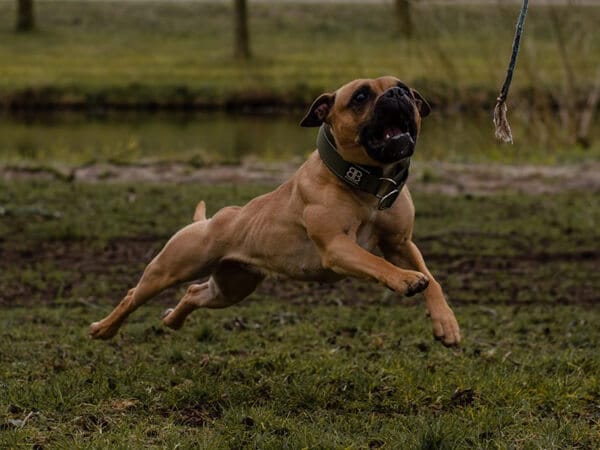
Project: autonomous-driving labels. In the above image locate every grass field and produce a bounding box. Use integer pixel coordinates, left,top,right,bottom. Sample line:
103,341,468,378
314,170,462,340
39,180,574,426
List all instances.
1,180,598,448
0,1,598,109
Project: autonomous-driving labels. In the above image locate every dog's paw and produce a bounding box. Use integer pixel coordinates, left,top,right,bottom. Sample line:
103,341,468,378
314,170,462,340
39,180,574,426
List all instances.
161,308,184,330
393,270,429,297
89,321,119,340
429,307,461,347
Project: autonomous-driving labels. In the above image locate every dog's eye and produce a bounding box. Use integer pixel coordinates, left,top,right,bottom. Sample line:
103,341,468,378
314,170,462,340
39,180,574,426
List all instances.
354,92,367,103
351,91,369,105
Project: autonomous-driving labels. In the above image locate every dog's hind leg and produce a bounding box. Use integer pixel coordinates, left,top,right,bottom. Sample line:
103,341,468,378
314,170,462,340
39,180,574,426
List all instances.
162,261,264,330
89,216,223,340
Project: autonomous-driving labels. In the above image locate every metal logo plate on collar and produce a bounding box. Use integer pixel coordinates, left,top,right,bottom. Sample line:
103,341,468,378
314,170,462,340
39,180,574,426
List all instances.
344,167,364,185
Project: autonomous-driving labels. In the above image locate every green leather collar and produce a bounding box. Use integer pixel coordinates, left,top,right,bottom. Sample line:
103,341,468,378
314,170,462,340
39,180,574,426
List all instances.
317,125,410,210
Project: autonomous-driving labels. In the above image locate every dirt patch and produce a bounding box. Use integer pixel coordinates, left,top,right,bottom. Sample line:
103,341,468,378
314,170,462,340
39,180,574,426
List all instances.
1,236,597,308
160,402,224,428
3,161,599,194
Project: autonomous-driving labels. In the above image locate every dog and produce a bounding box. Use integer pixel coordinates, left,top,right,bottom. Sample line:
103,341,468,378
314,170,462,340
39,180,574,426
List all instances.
89,76,461,346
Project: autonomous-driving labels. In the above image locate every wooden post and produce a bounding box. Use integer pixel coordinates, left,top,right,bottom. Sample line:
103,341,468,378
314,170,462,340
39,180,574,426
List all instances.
234,0,250,59
395,0,413,38
16,0,35,32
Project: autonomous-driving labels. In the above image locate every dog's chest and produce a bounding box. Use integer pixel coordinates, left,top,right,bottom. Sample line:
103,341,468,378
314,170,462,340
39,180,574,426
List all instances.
265,221,378,282
355,215,378,251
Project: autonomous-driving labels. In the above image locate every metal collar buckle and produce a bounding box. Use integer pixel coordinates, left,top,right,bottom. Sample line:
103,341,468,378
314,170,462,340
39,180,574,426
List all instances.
377,177,400,210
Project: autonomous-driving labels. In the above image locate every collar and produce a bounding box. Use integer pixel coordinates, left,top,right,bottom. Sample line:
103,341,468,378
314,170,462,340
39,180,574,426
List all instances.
316,124,410,210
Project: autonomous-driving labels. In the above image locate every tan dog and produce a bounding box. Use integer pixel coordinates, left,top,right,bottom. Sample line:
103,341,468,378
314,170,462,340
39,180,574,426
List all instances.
89,76,461,346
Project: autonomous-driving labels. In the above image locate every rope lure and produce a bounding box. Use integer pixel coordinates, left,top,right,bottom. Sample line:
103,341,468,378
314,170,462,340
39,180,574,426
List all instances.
493,0,529,144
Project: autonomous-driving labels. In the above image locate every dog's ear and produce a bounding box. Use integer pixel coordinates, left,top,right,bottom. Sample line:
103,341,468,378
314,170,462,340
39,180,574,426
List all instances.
300,93,335,127
411,89,431,118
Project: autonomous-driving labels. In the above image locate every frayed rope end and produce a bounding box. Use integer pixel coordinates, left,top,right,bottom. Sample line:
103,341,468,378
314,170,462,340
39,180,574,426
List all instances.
493,98,513,144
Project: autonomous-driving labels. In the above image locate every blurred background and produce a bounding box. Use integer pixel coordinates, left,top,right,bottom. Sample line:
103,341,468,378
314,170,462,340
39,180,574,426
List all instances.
0,0,598,170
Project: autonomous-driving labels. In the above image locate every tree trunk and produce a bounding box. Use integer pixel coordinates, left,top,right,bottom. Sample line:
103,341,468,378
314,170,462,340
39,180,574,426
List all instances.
395,0,413,39
233,0,250,59
16,0,35,32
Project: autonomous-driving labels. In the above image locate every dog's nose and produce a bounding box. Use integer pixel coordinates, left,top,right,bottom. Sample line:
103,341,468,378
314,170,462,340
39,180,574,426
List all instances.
384,87,406,99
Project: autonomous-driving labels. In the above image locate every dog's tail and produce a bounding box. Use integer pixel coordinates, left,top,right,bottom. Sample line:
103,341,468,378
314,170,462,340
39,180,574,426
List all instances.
193,200,207,222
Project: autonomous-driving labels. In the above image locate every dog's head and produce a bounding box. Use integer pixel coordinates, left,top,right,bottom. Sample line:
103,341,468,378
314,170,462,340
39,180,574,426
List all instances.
301,76,430,166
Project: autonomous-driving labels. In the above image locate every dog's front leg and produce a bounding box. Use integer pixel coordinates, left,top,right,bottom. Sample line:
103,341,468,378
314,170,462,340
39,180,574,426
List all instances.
305,208,428,296
381,239,461,346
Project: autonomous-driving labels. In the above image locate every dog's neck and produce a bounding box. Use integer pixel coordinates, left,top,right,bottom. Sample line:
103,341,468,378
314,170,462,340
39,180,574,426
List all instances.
316,125,410,210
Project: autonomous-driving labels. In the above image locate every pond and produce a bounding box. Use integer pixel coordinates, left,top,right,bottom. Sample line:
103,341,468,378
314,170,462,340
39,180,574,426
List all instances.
0,111,597,168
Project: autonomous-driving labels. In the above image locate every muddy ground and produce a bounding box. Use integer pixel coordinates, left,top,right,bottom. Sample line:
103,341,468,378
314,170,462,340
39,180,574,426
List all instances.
2,229,597,308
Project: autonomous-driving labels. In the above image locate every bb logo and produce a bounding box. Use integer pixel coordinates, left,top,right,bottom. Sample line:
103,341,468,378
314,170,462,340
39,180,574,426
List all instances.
345,167,363,185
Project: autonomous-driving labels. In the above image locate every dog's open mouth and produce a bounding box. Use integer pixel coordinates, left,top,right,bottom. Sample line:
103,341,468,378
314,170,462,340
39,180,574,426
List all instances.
367,126,413,150
361,118,416,164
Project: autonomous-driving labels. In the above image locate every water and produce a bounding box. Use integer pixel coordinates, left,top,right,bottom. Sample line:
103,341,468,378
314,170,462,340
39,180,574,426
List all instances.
0,111,597,167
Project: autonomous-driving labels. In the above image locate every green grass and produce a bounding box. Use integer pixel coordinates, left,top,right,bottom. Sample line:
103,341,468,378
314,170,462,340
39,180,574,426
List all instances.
1,180,598,251
0,1,598,108
0,179,598,447
1,303,598,448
